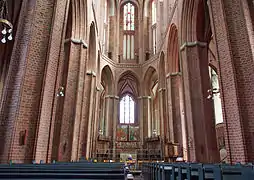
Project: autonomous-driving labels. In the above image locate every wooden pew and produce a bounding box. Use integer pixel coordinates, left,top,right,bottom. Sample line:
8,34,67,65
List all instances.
142,162,254,180
0,162,125,180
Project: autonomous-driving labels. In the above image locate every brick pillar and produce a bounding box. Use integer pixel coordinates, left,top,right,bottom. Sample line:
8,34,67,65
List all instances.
138,97,144,147
143,96,152,138
78,72,93,159
85,72,96,159
209,0,254,163
71,46,87,161
91,88,101,159
166,75,174,142
34,0,69,163
104,96,114,137
158,88,166,158
0,0,35,163
112,97,119,160
171,74,183,146
181,43,219,163
0,0,56,163
58,42,81,162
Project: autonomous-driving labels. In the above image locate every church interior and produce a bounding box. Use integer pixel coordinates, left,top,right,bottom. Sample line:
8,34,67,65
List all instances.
0,0,254,167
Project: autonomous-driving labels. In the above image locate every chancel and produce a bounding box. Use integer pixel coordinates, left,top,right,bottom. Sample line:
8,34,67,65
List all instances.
0,0,254,179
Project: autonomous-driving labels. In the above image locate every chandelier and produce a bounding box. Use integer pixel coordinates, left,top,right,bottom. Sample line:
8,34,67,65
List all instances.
0,0,13,44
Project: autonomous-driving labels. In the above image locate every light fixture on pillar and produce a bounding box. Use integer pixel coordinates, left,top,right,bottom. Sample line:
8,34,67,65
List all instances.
152,129,157,136
98,129,103,135
207,88,220,99
0,0,13,44
56,86,65,97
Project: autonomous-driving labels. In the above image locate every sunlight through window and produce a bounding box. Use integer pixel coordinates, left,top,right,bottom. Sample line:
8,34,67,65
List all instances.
120,94,135,124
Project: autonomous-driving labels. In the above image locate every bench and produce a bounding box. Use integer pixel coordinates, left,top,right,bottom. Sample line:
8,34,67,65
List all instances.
142,162,254,180
0,162,125,179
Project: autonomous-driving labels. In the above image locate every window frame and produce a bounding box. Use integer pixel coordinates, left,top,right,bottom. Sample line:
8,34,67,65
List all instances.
119,93,137,125
121,2,137,61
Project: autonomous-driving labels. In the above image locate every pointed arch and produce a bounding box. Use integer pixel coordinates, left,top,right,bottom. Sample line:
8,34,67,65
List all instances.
87,22,97,71
159,52,166,88
118,70,139,97
101,65,114,94
180,0,211,43
167,24,179,73
143,66,158,96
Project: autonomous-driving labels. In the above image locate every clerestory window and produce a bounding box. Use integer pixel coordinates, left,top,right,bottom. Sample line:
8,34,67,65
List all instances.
123,2,135,60
151,0,157,54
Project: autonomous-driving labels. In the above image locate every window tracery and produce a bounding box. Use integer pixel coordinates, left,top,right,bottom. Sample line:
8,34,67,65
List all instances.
122,2,135,60
120,94,135,124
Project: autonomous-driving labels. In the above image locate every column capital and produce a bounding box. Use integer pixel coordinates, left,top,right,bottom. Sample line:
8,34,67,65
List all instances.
86,71,96,77
64,38,88,49
105,95,119,99
138,96,152,99
158,88,166,92
166,72,182,78
180,41,207,51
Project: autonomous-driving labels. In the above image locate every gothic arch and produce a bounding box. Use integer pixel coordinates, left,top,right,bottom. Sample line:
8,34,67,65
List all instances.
117,70,139,97
120,0,140,9
69,0,87,38
101,65,114,94
143,66,158,96
167,24,179,74
87,22,97,71
181,0,211,43
159,52,166,88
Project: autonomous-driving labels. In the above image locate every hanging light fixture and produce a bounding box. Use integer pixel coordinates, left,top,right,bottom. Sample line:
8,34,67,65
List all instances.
0,0,13,44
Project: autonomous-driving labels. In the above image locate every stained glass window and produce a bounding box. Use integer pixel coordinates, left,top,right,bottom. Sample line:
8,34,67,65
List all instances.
120,94,135,124
123,3,135,30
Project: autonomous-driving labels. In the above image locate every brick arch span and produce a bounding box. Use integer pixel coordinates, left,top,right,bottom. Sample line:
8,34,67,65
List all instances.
117,70,140,97
69,0,87,39
180,0,211,43
143,66,158,96
167,24,179,74
101,65,114,95
159,52,166,88
87,22,97,71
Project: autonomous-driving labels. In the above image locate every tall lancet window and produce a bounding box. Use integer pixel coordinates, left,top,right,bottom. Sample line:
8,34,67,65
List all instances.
120,94,135,124
151,0,157,54
102,0,108,53
123,2,135,60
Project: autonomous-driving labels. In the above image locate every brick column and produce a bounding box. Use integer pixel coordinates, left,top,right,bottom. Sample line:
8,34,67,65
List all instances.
138,97,144,147
91,88,101,158
158,88,166,139
180,42,219,163
166,75,174,142
142,96,152,138
86,72,96,159
104,95,114,137
58,42,81,162
78,72,94,159
71,45,87,161
112,97,119,160
171,73,183,146
34,0,69,163
0,0,56,163
209,0,254,163
0,0,35,163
